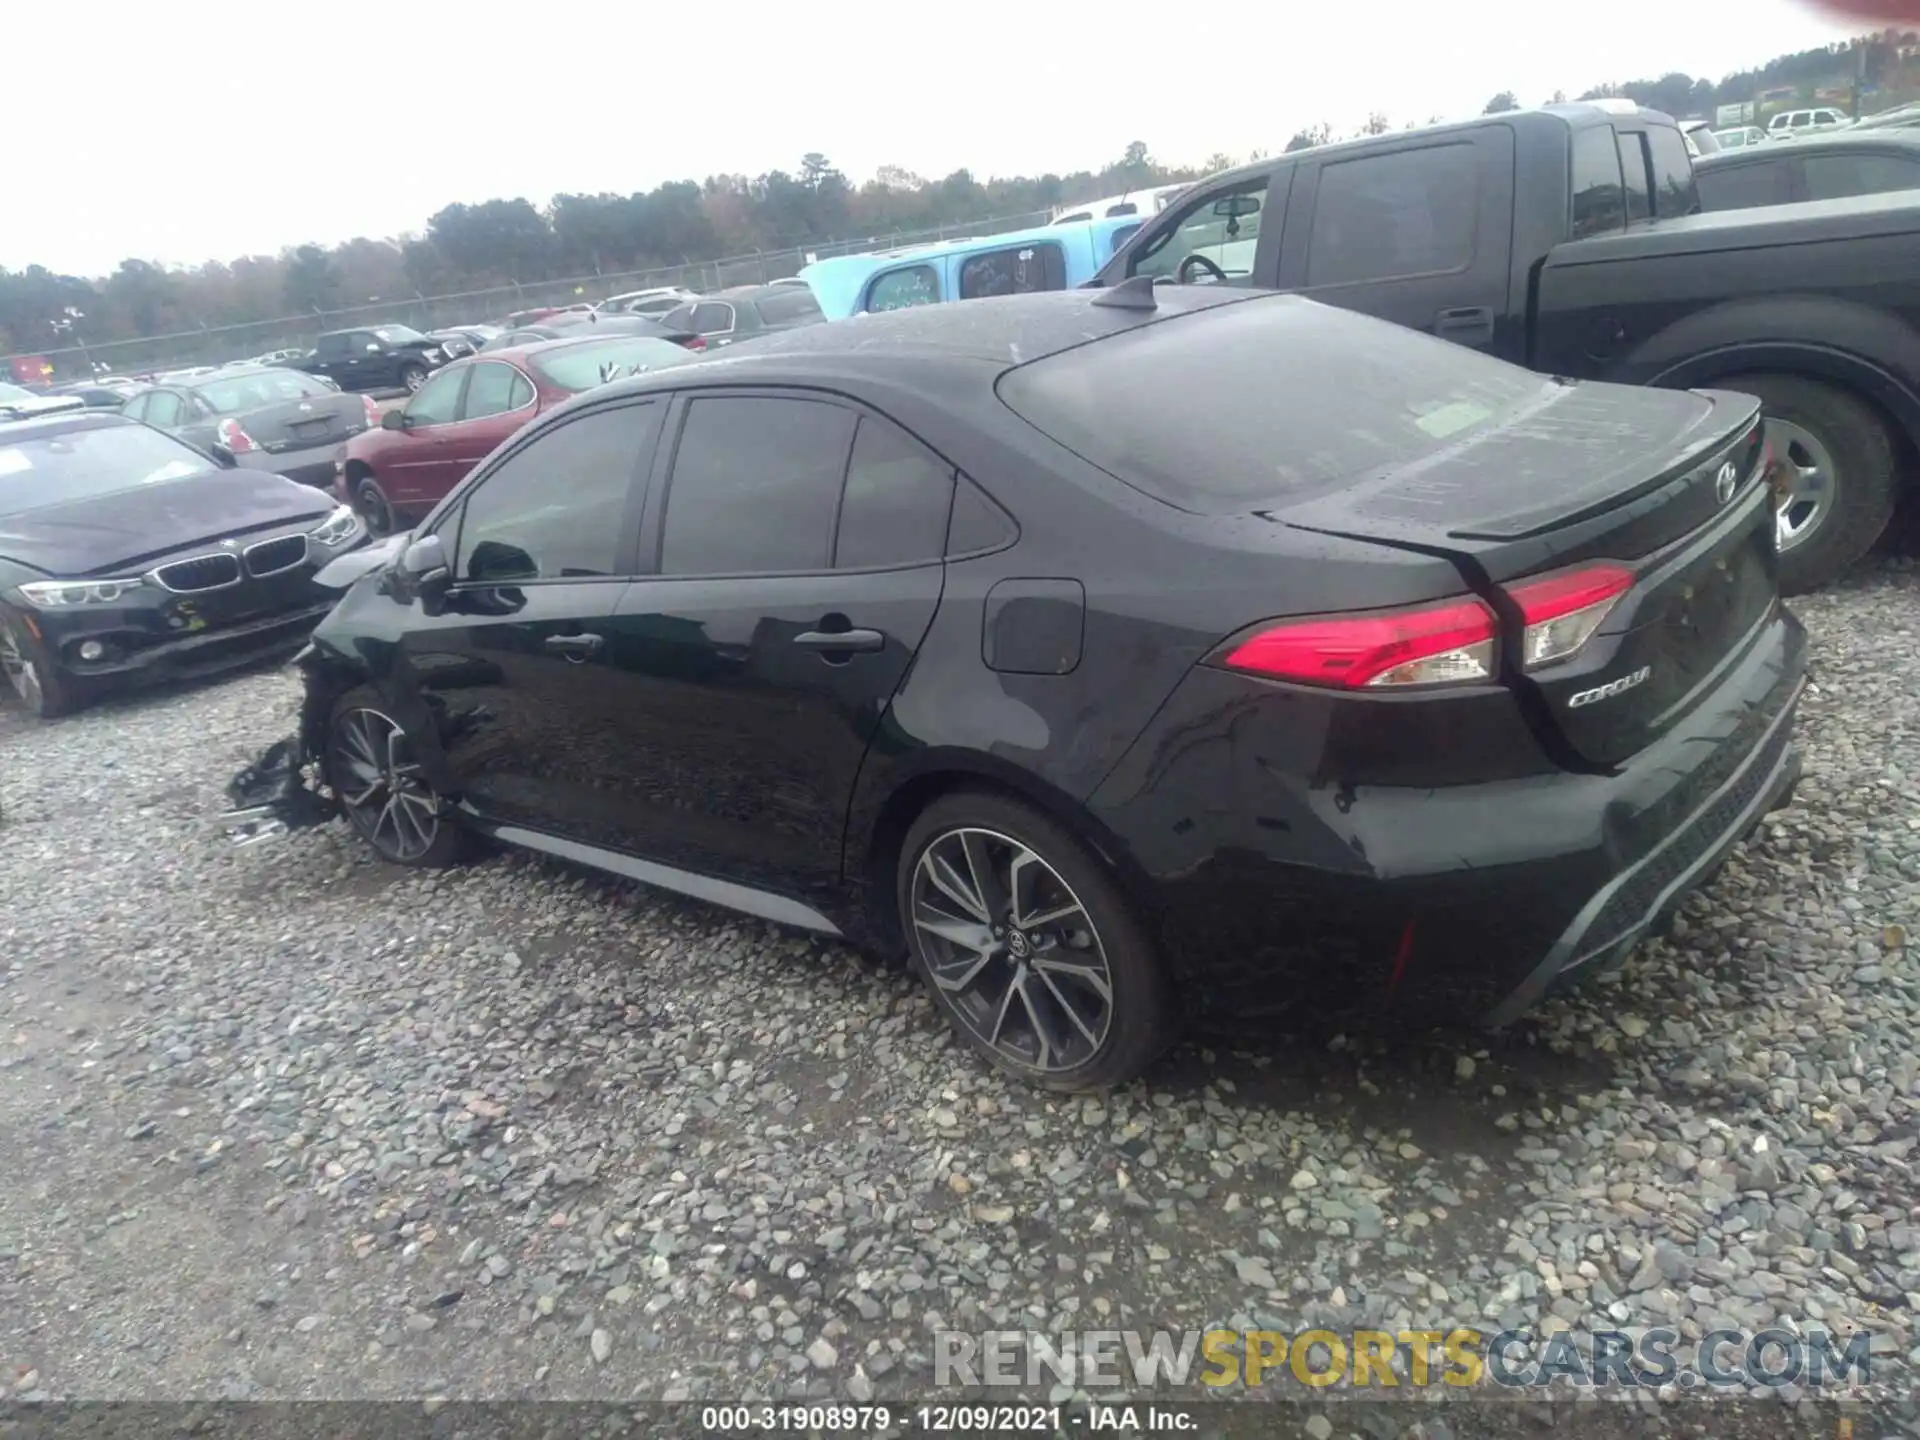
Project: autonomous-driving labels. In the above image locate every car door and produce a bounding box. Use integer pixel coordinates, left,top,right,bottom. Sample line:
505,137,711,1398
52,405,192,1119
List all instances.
595,391,951,904
1275,127,1515,358
689,302,738,347
447,359,537,477
395,398,664,843
379,364,470,508
339,330,384,388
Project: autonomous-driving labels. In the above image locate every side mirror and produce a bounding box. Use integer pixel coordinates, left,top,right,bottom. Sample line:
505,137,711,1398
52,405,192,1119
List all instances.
365,343,384,353
208,442,238,469
381,408,407,431
400,532,452,613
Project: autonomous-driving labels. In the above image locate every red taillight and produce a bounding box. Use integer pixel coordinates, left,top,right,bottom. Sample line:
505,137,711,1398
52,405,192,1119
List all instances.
216,417,258,454
362,394,382,430
1506,562,1634,671
1221,597,1499,690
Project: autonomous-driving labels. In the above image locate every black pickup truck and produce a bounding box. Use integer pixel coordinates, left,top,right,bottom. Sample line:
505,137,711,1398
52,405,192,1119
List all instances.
293,324,450,396
1097,101,1920,592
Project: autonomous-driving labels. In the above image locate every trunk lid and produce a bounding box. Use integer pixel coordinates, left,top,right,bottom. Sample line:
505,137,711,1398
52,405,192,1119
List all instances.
1271,383,1774,768
234,392,373,455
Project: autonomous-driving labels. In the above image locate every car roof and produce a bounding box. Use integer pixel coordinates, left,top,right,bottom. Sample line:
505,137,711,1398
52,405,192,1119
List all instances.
1697,129,1920,165
0,409,135,439
461,333,688,368
589,285,1256,400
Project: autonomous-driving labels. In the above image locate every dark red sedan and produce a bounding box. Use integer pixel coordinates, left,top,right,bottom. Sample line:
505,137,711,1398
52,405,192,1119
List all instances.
333,333,699,535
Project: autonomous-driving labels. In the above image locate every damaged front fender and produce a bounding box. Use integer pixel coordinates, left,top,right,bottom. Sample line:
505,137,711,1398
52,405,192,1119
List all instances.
218,645,357,845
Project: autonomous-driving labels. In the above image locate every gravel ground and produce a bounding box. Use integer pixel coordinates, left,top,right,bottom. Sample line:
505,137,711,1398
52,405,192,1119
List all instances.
0,556,1916,1440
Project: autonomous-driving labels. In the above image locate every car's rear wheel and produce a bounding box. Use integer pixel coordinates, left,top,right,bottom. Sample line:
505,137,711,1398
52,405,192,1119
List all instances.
327,688,468,867
399,364,428,393
897,791,1177,1092
351,474,397,537
0,603,83,719
1722,372,1898,595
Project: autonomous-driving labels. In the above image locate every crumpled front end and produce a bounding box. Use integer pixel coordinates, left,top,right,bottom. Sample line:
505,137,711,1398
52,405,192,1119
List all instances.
218,645,344,845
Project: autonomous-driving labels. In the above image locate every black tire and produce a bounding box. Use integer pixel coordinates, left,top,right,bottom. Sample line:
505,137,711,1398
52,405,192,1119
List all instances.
352,473,397,537
896,789,1178,1092
0,602,85,718
325,685,470,867
1720,372,1898,595
398,364,428,393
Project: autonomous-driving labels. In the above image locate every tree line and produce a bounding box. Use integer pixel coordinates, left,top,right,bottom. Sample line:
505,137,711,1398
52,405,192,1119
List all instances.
2,28,1908,356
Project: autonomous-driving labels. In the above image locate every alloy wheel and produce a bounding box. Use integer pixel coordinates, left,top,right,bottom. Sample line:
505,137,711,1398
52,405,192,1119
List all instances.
332,707,441,861
1765,417,1835,553
0,623,44,713
909,826,1114,1074
403,369,426,393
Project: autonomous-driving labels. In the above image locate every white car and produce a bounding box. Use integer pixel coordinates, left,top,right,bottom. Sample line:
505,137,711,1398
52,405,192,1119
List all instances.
595,286,699,318
1767,108,1851,140
1713,125,1767,149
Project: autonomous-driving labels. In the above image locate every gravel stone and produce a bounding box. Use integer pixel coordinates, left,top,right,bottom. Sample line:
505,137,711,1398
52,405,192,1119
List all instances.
0,556,1916,1418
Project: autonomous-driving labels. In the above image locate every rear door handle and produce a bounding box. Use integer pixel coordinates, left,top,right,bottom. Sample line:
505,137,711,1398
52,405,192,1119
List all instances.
543,632,604,660
1434,306,1495,344
793,627,885,653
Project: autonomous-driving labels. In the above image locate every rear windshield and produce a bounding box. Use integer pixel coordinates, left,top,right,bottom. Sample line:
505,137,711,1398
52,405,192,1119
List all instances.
754,289,823,324
996,297,1555,513
0,423,211,515
531,337,698,391
192,369,334,414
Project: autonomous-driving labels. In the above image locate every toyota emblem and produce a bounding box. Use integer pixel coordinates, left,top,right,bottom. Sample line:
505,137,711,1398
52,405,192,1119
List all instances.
1714,461,1738,505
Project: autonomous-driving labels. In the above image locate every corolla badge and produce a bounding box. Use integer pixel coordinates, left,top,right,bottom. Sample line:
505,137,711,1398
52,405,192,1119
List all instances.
1714,461,1738,505
1568,665,1652,709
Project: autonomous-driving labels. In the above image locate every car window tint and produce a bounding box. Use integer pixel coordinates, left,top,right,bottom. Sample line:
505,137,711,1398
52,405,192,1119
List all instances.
867,265,941,312
690,303,734,334
1616,132,1652,221
1801,152,1920,200
508,371,535,408
1305,144,1478,287
316,333,348,358
946,478,1016,555
756,288,824,323
1127,175,1268,283
958,243,1068,300
1570,126,1626,239
833,416,955,569
659,396,857,576
1696,159,1791,210
1646,127,1697,217
144,391,185,427
455,403,655,583
1110,222,1142,255
120,393,148,422
461,362,523,420
407,367,466,425
349,331,380,352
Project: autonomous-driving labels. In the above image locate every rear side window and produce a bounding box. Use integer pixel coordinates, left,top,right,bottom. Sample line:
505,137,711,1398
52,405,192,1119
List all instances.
659,396,857,575
1570,126,1626,239
690,303,734,334
866,265,941,312
1801,152,1920,201
833,416,954,569
958,243,1067,299
997,296,1551,514
756,288,824,324
1697,159,1792,211
1304,144,1478,287
144,392,186,427
1616,132,1652,221
1646,128,1698,217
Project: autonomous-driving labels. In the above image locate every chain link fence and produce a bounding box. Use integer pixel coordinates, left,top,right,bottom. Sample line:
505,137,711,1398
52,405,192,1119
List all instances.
6,210,1056,380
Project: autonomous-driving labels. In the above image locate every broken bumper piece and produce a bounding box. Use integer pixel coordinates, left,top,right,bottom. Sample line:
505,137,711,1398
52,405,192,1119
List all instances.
219,736,337,845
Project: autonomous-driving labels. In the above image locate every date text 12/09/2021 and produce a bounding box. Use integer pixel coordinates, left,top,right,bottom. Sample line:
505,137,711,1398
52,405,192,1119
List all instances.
699,1405,1196,1432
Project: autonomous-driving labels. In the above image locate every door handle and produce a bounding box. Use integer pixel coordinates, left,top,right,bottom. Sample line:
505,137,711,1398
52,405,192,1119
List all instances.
1434,306,1495,344
793,627,884,653
543,631,604,661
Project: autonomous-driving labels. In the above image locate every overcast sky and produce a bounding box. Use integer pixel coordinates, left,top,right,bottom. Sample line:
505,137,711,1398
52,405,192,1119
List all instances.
6,0,1864,276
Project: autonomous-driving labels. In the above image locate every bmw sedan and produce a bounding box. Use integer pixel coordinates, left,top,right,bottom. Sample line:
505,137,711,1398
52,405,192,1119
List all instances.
0,410,367,717
223,286,1805,1090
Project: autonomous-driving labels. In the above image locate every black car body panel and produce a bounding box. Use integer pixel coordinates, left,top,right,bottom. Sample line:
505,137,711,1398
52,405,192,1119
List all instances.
221,289,1804,1052
294,327,449,393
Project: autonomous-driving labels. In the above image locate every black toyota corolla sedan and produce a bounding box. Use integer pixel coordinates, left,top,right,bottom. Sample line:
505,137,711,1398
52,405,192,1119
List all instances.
0,410,368,717
223,284,1805,1090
